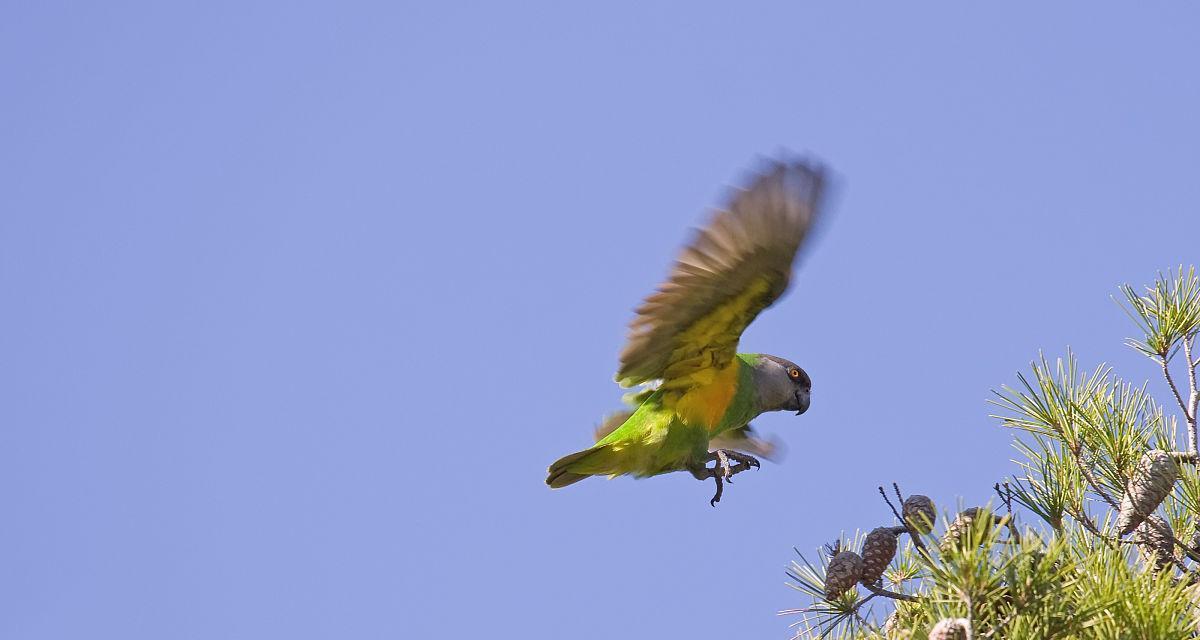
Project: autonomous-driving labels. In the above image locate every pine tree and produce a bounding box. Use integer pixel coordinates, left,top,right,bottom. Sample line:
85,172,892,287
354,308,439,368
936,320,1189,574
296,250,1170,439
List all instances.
781,267,1200,639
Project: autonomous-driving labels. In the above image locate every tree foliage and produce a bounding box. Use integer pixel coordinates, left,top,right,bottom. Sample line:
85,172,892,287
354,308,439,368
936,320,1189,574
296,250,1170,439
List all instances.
782,267,1200,639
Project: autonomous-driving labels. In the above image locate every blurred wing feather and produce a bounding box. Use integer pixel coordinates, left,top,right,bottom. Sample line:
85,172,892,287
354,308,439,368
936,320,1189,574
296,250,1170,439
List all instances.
708,423,784,461
593,410,635,443
616,158,827,388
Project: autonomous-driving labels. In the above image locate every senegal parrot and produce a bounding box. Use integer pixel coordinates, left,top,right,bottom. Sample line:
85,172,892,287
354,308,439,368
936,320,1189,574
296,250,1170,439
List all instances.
545,157,828,505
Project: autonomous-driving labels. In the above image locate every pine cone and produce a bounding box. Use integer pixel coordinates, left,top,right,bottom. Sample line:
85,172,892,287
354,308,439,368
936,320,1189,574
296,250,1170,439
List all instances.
824,550,862,600
928,618,971,640
1117,449,1178,536
903,495,937,534
860,527,901,585
940,507,997,552
1134,514,1176,570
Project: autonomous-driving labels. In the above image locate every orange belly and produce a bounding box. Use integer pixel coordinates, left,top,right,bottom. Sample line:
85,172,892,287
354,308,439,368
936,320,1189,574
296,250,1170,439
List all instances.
674,361,738,431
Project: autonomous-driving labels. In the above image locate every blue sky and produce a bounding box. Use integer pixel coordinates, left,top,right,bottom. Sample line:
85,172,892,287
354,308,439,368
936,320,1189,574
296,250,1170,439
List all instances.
3,3,1200,638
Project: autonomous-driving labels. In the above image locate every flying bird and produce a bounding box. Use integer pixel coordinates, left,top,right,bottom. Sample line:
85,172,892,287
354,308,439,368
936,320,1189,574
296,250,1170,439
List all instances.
545,157,828,505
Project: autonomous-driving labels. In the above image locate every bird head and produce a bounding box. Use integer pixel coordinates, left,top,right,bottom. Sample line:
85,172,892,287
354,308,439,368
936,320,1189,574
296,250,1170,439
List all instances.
751,354,811,415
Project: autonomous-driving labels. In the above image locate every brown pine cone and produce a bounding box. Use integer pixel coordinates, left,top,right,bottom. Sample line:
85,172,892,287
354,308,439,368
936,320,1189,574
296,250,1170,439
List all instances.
940,507,998,552
903,495,937,534
1117,449,1178,536
1133,514,1176,570
928,618,971,640
860,527,901,585
824,550,862,600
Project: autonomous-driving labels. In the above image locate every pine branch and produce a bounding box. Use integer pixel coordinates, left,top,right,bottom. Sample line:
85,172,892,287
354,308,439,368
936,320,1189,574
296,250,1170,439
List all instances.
1160,355,1189,420
1184,335,1198,438
1162,351,1196,456
782,268,1200,639
862,582,918,602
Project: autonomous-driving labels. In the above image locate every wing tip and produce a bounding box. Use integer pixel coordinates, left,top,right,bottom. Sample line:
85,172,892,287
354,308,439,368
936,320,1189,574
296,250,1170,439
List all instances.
614,151,834,388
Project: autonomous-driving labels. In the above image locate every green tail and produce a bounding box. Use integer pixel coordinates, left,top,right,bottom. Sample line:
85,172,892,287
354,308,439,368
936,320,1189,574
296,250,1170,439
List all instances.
546,445,615,488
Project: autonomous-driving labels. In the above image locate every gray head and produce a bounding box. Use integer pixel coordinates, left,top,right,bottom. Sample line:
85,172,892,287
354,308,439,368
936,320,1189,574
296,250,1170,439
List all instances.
749,354,811,415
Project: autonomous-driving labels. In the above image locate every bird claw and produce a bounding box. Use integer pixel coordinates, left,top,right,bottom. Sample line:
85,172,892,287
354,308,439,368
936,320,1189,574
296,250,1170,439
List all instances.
709,475,723,507
690,449,761,506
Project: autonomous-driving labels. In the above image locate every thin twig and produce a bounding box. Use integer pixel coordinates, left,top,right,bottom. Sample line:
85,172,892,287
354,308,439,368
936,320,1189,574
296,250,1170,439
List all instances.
824,539,842,557
1068,443,1121,510
1162,355,1187,412
992,482,1020,543
994,482,1014,515
879,486,903,522
991,510,1023,545
1066,506,1119,550
862,582,919,602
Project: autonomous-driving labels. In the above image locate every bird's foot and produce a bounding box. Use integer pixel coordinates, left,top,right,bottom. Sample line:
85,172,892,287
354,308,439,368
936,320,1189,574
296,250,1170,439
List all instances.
714,449,761,480
688,450,761,506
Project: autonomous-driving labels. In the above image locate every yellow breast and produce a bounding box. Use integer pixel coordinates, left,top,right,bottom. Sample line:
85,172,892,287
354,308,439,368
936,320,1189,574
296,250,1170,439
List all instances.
673,361,739,431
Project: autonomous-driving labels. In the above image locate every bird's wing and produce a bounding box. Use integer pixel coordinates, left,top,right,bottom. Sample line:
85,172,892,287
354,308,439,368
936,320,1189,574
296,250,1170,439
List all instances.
616,158,827,389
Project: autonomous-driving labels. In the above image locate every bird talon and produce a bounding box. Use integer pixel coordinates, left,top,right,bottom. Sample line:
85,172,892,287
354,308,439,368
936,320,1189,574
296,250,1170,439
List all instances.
706,469,725,505
692,449,763,504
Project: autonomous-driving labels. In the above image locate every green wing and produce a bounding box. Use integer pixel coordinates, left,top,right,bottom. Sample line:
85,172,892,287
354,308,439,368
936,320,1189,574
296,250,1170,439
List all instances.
616,158,828,389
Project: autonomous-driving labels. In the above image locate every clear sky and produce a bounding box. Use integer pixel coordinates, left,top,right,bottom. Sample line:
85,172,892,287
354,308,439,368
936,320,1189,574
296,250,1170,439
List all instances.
3,3,1199,639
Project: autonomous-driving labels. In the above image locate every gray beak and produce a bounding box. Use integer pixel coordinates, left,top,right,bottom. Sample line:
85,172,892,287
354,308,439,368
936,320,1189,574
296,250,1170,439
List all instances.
794,390,810,416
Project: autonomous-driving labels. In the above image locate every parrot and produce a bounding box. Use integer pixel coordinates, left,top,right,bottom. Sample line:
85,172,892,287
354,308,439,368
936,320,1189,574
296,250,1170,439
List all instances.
545,156,829,505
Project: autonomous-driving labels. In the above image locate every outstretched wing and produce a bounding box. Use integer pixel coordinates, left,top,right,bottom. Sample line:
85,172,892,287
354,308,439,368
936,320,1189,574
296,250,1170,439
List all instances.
616,158,828,389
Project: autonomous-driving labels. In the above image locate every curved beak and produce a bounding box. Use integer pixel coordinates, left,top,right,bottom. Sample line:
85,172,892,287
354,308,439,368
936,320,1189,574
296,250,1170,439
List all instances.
793,390,810,416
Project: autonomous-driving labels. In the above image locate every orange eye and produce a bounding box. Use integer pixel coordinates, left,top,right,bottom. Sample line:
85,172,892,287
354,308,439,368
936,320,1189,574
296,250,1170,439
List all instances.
788,368,801,379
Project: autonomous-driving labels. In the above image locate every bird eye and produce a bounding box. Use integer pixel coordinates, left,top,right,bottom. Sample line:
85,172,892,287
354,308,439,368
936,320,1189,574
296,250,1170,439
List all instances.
788,368,801,379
